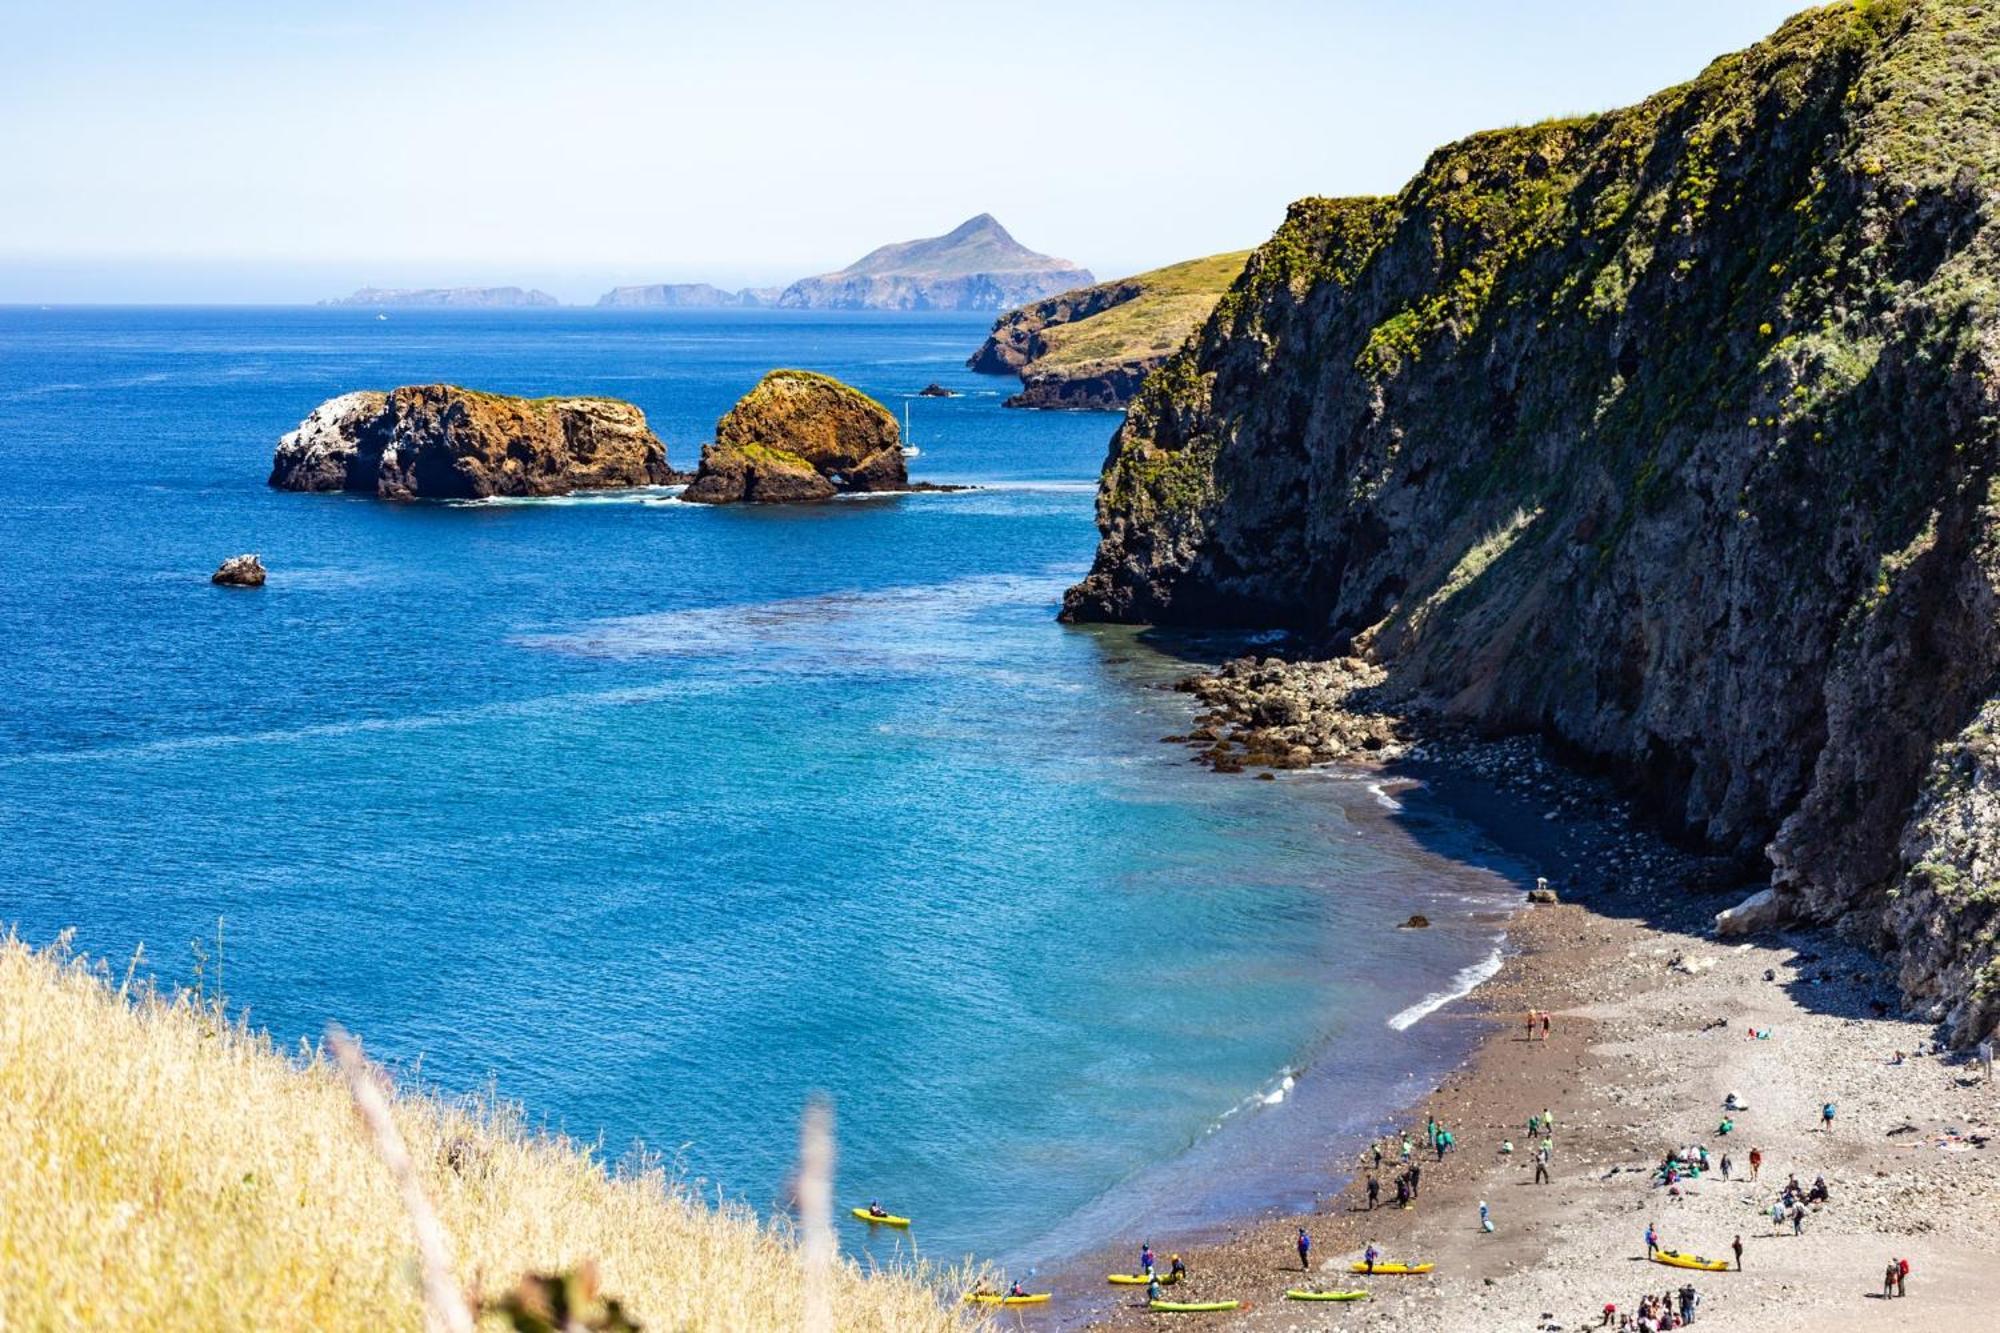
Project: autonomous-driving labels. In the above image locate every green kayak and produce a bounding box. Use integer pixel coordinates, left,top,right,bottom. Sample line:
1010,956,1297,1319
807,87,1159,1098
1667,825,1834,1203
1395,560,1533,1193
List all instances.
1149,1299,1240,1312
1286,1289,1369,1301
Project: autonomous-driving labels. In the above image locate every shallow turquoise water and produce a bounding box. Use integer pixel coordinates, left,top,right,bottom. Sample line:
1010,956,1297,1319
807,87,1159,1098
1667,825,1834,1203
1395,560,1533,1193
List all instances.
0,307,1521,1263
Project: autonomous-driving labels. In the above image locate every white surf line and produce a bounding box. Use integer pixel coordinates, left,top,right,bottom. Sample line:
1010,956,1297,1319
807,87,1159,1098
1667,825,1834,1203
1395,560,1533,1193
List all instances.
1387,935,1508,1031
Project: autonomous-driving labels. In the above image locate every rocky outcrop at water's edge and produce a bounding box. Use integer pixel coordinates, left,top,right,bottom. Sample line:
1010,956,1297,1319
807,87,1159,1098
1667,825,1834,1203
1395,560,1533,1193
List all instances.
211,554,267,587
269,385,681,500
681,369,906,504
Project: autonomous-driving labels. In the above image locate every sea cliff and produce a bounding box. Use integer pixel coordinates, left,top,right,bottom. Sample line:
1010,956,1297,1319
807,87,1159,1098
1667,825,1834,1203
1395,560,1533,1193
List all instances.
1064,0,2000,1041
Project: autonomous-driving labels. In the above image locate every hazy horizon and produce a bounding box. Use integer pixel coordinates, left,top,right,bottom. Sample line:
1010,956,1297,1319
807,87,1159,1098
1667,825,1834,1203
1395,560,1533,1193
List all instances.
5,0,1808,304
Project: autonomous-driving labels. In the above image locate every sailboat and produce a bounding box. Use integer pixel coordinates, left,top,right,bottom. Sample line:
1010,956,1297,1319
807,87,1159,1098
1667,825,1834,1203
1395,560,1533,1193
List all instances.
900,400,921,458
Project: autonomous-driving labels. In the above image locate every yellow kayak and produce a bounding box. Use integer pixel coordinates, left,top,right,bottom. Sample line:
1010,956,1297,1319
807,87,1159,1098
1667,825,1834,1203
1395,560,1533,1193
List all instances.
1287,1289,1369,1301
1349,1261,1433,1275
1149,1299,1239,1312
1651,1248,1730,1272
850,1207,910,1228
1107,1272,1179,1286
965,1293,1051,1306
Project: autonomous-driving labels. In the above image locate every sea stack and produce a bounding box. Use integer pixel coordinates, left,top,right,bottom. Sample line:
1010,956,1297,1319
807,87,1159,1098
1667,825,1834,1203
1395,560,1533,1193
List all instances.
269,385,678,500
681,370,905,504
211,554,267,587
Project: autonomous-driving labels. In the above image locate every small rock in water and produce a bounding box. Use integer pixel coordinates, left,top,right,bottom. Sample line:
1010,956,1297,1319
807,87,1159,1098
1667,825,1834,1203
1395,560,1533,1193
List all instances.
211,553,267,587
1400,914,1432,929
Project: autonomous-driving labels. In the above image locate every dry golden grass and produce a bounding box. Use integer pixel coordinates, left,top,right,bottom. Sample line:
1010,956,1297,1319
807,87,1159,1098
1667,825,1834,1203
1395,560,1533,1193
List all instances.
0,935,984,1331
1036,250,1251,370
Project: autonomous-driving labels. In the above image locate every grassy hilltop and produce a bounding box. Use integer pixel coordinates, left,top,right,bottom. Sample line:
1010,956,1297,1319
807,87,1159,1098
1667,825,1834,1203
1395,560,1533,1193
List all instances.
968,251,1251,409
0,936,977,1331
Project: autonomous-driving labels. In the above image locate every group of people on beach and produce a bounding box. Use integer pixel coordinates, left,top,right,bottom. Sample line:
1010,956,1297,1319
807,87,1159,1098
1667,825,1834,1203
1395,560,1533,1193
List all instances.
1363,1117,1458,1210
1525,1007,1553,1040
1602,1284,1702,1330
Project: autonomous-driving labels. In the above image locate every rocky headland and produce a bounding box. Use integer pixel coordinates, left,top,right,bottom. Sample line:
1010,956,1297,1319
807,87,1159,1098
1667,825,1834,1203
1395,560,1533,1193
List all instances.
681,369,908,504
968,250,1249,409
775,214,1091,312
269,385,680,500
322,287,559,308
1063,0,2000,1045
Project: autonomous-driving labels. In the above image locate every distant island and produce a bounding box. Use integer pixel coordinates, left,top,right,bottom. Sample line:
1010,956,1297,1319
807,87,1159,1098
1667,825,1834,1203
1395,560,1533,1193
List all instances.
773,214,1092,312
323,286,560,308
968,250,1249,409
596,283,783,309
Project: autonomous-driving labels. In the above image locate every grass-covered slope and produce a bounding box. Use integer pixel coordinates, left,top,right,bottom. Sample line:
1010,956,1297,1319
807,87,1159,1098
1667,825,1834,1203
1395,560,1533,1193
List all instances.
0,936,976,1330
968,251,1251,409
1064,0,2000,1041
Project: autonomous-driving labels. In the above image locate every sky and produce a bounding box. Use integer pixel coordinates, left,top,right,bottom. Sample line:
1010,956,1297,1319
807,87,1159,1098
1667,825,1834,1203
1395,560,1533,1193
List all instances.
0,0,1812,304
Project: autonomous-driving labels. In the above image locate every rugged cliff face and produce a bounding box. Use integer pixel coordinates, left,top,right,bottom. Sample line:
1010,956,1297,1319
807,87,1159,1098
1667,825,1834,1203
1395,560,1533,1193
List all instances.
1065,0,2000,1041
680,369,905,504
270,386,677,499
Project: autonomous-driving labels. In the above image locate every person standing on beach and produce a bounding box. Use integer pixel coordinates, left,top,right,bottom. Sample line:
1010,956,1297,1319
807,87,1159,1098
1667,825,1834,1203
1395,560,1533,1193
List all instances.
1821,1100,1836,1133
1401,1135,1413,1163
1410,1162,1422,1199
1527,1008,1537,1041
1731,1234,1743,1270
1427,1114,1438,1148
1884,1260,1899,1298
1980,1038,1993,1082
1720,1152,1732,1180
1645,1221,1659,1258
1535,1142,1552,1184
1296,1227,1311,1271
1367,1174,1379,1209
1141,1243,1154,1276
1542,1010,1552,1040
1897,1256,1909,1296
1363,1241,1379,1274
1748,1147,1762,1179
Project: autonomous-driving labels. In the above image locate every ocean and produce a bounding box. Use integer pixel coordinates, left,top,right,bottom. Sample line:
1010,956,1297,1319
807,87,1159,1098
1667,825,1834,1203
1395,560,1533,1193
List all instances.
0,305,1524,1269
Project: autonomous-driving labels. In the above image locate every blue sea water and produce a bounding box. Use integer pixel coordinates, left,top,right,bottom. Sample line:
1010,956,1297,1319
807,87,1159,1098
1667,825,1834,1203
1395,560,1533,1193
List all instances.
0,306,1524,1269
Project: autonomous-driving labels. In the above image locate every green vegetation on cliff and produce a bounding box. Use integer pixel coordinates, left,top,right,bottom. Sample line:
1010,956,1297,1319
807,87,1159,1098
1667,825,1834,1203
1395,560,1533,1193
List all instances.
1066,0,2000,1042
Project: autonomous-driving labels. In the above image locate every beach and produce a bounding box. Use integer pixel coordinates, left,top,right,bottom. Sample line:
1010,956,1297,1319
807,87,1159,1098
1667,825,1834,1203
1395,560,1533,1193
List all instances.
1067,738,2000,1330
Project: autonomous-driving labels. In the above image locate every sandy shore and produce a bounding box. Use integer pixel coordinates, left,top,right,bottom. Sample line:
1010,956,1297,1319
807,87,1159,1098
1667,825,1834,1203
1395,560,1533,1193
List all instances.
1067,755,1999,1330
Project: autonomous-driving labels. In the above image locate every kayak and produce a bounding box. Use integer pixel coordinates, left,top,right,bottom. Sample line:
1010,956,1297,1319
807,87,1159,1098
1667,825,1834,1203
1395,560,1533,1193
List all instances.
965,1293,1051,1306
850,1207,910,1228
1149,1300,1240,1312
1287,1289,1370,1301
1651,1248,1730,1272
1349,1261,1433,1275
1107,1273,1179,1286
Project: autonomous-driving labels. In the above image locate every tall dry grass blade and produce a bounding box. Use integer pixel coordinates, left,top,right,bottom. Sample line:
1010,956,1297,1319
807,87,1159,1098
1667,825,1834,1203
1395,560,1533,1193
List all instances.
327,1024,476,1333
797,1095,835,1333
